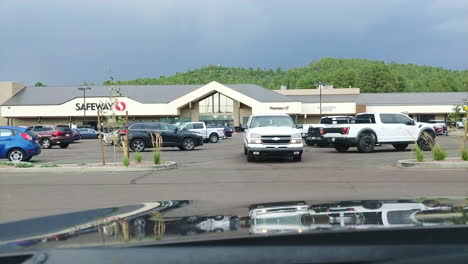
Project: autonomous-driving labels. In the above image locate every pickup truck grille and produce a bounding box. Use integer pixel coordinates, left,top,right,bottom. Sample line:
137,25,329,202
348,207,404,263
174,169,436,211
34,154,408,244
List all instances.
261,135,291,144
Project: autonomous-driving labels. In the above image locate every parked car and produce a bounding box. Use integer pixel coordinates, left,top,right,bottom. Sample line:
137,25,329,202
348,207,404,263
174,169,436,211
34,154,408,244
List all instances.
27,125,74,149
208,125,233,138
77,128,100,139
321,112,436,153
71,129,82,140
178,122,225,143
0,126,41,162
243,114,303,162
456,118,466,129
305,116,355,147
428,120,448,136
120,122,204,151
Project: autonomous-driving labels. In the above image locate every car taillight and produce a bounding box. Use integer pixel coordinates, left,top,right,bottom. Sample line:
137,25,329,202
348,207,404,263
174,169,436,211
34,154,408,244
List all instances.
119,130,127,134
21,132,33,141
319,128,324,135
342,127,350,135
53,131,65,137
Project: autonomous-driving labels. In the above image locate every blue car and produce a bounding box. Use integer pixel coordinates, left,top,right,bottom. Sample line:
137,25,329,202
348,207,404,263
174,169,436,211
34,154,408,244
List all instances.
77,128,100,139
0,126,42,162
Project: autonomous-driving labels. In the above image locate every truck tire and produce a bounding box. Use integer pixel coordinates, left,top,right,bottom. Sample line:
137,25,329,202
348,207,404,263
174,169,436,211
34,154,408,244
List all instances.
292,155,302,162
357,135,375,153
305,140,315,146
417,131,433,151
316,141,328,148
247,152,255,162
393,144,408,151
334,144,349,152
209,133,219,143
362,200,382,209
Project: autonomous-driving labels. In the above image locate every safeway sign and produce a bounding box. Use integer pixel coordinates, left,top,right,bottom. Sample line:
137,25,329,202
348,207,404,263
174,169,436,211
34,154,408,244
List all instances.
115,101,126,111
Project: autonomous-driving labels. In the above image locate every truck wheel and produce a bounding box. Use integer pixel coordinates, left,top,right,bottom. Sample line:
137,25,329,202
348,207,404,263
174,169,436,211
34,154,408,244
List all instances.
41,138,52,149
316,141,328,148
305,140,315,146
209,133,219,143
417,132,433,151
362,201,382,209
357,135,375,153
292,155,302,162
334,144,349,152
393,144,408,151
182,138,195,150
59,143,69,149
247,152,255,162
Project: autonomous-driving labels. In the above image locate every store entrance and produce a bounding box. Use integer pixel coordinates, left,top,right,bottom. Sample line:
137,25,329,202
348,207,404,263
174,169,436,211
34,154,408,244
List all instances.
199,115,233,127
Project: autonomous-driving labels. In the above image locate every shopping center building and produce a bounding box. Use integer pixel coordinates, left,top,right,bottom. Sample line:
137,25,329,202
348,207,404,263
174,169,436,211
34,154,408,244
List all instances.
0,81,466,128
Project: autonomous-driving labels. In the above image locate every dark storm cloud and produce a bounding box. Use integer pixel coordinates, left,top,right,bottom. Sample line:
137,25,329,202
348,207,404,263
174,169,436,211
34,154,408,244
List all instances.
0,0,466,85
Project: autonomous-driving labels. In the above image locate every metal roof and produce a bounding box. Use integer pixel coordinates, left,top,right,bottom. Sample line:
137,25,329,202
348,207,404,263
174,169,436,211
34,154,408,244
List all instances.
357,92,468,105
2,83,294,106
286,94,359,103
287,92,468,105
224,84,296,102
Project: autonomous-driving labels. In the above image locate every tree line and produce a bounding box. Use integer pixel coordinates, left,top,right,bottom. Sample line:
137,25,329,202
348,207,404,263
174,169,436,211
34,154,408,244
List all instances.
106,58,468,93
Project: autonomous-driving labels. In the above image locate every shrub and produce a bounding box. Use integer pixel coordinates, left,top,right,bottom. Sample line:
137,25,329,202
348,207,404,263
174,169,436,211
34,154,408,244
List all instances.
153,151,161,165
134,151,143,164
432,144,447,161
0,161,15,166
414,145,424,162
462,148,468,161
123,156,130,167
40,164,59,168
15,162,34,168
78,162,87,166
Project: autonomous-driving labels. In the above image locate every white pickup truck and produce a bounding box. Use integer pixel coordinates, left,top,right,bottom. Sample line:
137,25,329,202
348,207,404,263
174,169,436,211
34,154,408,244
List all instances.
178,122,225,143
243,114,303,162
321,112,436,153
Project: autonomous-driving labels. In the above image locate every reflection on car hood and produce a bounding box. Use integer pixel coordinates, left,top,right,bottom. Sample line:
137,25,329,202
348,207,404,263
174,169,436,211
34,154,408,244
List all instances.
0,198,467,251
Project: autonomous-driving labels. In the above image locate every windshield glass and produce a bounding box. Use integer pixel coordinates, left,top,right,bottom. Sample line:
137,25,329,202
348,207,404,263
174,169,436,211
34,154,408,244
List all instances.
249,116,295,128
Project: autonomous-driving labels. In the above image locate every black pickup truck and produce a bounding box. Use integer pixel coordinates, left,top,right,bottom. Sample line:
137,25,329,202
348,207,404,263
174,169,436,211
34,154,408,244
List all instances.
306,116,355,147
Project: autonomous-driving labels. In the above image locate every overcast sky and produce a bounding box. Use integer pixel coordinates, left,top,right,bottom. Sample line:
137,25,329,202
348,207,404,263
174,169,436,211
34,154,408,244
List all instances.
0,0,467,85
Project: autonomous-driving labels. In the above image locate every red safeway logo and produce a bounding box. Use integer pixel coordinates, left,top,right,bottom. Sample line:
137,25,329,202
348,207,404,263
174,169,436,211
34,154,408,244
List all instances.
115,101,126,111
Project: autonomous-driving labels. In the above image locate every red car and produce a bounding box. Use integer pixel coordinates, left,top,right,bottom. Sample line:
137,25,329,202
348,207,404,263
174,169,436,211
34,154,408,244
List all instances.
27,125,75,149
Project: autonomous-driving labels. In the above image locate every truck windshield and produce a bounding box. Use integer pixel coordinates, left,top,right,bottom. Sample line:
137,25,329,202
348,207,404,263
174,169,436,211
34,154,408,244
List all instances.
250,116,295,128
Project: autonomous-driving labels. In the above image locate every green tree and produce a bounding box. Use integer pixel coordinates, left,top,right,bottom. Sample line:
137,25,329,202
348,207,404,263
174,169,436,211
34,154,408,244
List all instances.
34,82,45,87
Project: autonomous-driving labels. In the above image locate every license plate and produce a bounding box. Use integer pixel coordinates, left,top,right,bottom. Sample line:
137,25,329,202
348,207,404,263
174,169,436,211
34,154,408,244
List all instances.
65,134,70,136
331,138,336,142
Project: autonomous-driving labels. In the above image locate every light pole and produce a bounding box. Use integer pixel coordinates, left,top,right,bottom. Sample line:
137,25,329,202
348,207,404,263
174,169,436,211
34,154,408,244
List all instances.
78,87,91,125
315,82,323,118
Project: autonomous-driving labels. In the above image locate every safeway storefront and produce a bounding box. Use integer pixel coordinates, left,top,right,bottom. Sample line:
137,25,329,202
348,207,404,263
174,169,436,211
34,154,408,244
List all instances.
0,81,466,128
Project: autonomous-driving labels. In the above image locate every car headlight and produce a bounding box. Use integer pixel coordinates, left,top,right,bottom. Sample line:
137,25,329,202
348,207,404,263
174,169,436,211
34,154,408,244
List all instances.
249,133,262,144
290,133,302,144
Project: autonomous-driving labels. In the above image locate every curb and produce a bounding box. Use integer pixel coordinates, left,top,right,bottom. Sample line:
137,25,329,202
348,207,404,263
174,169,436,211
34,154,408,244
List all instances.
0,161,177,174
397,158,468,169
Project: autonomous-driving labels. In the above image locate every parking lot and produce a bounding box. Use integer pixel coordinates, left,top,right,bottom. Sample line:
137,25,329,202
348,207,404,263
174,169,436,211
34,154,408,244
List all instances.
1,133,468,222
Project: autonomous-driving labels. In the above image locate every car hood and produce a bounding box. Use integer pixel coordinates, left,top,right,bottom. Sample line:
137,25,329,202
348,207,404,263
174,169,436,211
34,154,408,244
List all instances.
0,198,467,252
248,127,300,135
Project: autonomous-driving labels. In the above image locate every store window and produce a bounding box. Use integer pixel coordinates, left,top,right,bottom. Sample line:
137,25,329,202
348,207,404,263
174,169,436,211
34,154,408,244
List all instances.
160,117,191,124
199,93,233,114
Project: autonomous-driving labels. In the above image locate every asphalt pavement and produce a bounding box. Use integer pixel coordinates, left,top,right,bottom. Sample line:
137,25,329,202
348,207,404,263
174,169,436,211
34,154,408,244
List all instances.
1,133,467,223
